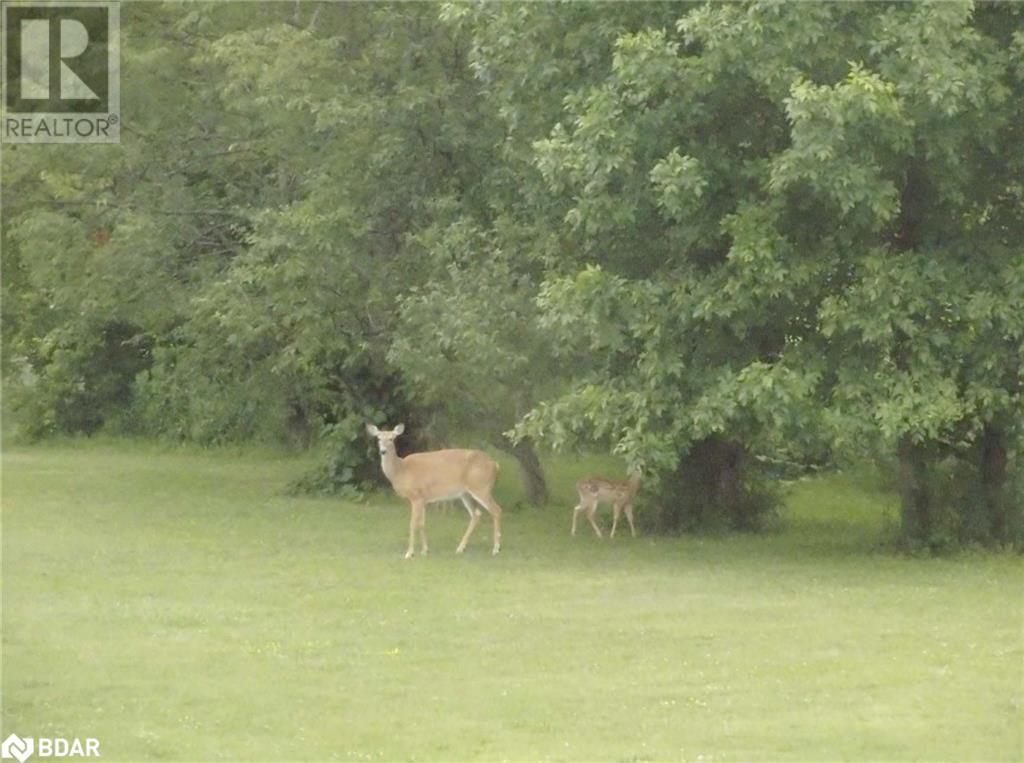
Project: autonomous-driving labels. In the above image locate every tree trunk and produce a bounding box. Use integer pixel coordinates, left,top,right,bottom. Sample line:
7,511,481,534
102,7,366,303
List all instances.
713,440,745,515
897,436,932,544
657,436,764,531
978,424,1011,543
495,436,549,507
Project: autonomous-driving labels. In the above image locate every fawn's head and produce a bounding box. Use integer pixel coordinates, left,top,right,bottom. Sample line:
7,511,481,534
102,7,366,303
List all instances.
627,470,642,492
366,423,404,456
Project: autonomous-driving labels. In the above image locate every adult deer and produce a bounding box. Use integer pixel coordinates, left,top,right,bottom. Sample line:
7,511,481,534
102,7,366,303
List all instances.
366,424,503,558
572,472,641,539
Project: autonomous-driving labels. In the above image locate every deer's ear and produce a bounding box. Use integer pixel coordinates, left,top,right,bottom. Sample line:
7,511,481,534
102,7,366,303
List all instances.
366,423,379,437
393,423,405,436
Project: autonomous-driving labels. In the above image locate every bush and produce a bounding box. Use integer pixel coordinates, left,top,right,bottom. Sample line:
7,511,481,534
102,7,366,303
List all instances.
9,321,152,440
287,416,381,497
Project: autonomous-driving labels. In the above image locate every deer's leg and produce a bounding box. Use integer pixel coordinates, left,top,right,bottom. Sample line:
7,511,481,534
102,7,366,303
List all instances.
456,495,482,554
625,502,637,538
418,502,429,555
586,501,603,538
470,490,503,555
405,501,422,559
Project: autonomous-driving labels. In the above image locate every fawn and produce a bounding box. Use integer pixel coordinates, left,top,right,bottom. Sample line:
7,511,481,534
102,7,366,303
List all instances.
572,472,641,538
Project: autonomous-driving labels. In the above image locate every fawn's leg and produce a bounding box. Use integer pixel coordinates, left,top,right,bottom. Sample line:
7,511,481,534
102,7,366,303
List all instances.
586,501,604,538
611,501,623,538
625,502,637,537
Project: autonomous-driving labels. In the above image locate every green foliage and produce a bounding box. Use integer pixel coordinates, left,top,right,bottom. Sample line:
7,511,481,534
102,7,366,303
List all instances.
286,415,376,499
7,321,151,439
2,2,1019,540
389,229,549,442
514,1,1022,543
3,3,483,491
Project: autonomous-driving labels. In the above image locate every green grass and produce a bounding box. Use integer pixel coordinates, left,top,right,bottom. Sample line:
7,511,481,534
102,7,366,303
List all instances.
3,442,1022,761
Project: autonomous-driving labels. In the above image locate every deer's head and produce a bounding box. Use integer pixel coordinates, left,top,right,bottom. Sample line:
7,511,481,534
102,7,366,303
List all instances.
366,423,405,457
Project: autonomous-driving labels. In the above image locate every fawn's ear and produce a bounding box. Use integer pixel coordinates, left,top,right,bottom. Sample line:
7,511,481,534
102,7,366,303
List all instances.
393,423,405,436
366,423,380,437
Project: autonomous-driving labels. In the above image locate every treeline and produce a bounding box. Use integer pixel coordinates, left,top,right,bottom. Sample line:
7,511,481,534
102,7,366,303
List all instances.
3,2,1021,549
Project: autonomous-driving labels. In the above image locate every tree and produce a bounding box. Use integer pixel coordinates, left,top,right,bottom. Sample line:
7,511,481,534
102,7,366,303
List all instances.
4,1,1018,544
388,227,557,505
2,3,235,437
779,2,1024,546
389,3,687,505
514,1,1021,541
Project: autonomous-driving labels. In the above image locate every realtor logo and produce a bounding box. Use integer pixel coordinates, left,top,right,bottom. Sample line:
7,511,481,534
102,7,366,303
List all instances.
2,1,120,143
1,734,34,763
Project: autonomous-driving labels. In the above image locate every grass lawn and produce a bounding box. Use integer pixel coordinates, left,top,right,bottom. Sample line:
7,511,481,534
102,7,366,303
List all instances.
3,442,1022,761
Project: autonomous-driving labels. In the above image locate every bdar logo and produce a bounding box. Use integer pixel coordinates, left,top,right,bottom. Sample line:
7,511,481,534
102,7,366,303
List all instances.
0,733,100,761
1,734,34,763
